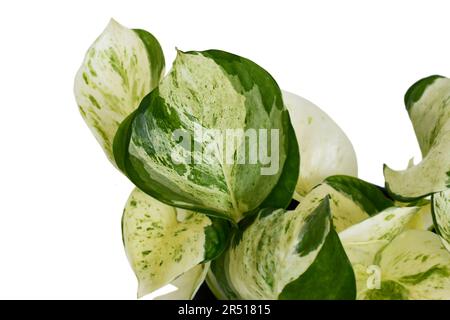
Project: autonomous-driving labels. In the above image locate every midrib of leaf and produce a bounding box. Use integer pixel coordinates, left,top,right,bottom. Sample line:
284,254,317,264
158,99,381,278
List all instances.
210,128,240,221
193,84,241,221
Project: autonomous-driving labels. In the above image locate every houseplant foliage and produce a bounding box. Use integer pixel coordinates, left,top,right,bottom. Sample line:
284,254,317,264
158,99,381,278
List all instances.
75,19,450,300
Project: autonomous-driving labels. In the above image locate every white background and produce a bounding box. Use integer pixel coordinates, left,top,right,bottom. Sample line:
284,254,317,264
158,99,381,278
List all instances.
0,0,448,299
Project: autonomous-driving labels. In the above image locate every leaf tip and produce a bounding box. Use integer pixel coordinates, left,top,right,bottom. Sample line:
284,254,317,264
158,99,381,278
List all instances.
404,75,444,112
107,17,120,28
103,18,129,36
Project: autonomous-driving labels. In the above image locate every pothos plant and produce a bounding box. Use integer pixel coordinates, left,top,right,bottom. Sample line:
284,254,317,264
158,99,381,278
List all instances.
74,19,450,300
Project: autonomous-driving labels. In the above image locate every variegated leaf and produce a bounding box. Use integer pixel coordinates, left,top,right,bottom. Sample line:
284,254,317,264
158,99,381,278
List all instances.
361,230,450,300
339,206,450,299
122,188,229,298
384,75,450,200
283,91,358,196
339,205,418,299
433,189,450,251
212,197,355,300
339,206,419,243
403,199,433,231
74,19,165,164
339,207,416,296
207,175,382,299
306,175,394,232
393,191,433,231
114,50,299,223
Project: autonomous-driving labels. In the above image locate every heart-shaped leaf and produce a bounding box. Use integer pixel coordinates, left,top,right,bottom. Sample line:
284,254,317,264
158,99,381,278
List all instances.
340,206,450,300
361,230,450,300
74,19,165,164
122,188,229,298
210,197,356,300
114,50,299,223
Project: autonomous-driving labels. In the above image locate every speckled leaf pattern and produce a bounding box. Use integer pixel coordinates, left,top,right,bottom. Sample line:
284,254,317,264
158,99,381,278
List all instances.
73,20,450,301
74,19,164,164
339,206,419,243
433,189,450,251
384,76,450,200
116,50,298,222
206,176,396,300
338,206,418,299
340,207,450,300
361,230,450,299
122,188,222,298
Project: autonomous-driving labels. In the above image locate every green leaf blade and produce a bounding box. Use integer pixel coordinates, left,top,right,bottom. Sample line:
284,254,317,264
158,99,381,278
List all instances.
118,50,298,222
279,229,356,300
